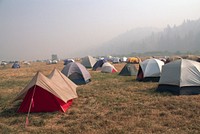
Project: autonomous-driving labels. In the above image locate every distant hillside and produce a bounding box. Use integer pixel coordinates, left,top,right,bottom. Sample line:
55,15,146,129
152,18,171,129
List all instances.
90,18,200,56
142,19,200,52
93,27,161,56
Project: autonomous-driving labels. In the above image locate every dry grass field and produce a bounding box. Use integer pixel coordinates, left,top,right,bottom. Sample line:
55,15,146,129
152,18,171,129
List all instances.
0,62,200,134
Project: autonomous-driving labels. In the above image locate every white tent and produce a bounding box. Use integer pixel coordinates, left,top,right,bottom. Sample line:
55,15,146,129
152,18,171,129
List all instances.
101,62,118,73
137,59,164,82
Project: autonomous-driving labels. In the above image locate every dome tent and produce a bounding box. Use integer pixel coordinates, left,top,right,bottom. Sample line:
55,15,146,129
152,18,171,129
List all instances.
119,63,138,76
92,59,107,71
101,62,117,73
12,62,20,68
81,55,96,68
62,62,91,85
136,59,164,82
156,59,200,95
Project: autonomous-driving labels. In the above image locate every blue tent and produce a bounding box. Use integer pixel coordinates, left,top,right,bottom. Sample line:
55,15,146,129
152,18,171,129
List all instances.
92,59,107,71
64,59,74,65
12,63,20,68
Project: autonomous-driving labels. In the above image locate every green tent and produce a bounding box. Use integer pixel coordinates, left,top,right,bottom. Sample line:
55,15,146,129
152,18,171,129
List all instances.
119,63,138,76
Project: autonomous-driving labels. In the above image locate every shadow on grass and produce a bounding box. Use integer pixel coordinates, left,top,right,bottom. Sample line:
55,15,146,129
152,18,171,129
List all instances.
125,78,138,82
1,105,59,117
0,103,20,118
134,87,174,96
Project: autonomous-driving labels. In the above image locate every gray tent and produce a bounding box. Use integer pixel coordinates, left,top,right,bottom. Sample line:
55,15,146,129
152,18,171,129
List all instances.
156,59,200,95
81,55,96,68
119,63,138,76
61,62,91,85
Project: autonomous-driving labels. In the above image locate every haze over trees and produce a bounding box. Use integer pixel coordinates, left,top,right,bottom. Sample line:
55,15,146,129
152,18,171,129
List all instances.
90,18,200,56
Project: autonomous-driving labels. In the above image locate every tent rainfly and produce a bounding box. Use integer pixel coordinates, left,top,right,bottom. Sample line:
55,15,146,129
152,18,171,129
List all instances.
156,59,200,95
119,63,138,76
61,62,91,85
14,71,77,113
92,59,106,71
137,58,164,82
101,62,118,73
81,55,96,68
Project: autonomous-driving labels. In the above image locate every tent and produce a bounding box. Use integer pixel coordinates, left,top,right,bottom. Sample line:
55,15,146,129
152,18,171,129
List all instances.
92,59,106,71
14,72,75,113
182,55,200,62
119,63,138,76
61,62,91,85
23,61,31,66
64,59,74,65
136,59,164,82
165,56,182,63
127,57,141,64
48,68,78,99
81,55,96,68
101,62,118,73
12,62,20,68
156,59,200,95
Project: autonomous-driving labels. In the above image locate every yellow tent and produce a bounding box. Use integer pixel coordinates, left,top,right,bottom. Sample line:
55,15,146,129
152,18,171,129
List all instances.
127,57,141,63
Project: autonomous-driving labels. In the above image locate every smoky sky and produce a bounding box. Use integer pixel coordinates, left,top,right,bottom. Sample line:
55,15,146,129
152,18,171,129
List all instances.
0,0,200,61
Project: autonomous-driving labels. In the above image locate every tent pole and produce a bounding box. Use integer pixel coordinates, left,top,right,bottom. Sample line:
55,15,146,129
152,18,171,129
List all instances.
25,85,36,128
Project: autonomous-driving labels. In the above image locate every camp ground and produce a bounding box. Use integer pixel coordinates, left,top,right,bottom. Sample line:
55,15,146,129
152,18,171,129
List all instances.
1,57,200,133
1,1,200,132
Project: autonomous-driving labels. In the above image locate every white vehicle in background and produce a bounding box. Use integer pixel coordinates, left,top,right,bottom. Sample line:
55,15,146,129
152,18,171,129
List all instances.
23,61,31,65
1,61,7,66
46,60,52,64
52,60,58,64
112,57,120,64
120,57,127,62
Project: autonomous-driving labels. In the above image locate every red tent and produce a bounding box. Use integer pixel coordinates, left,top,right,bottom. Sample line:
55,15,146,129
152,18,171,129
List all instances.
14,71,77,113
